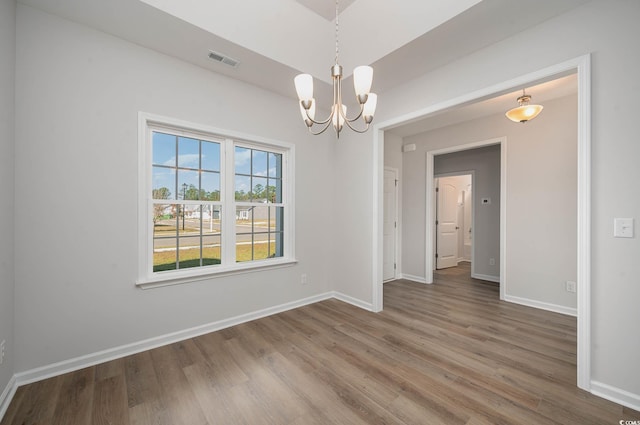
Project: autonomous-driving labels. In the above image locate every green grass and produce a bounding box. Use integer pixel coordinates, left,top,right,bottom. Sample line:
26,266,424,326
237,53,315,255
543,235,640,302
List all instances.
153,243,277,272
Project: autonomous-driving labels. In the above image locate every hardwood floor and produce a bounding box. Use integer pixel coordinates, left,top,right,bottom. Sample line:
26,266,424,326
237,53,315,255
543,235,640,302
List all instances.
3,264,639,424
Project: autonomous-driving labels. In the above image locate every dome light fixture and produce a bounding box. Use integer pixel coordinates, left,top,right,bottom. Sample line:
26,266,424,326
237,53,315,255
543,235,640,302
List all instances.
294,0,377,138
505,89,543,123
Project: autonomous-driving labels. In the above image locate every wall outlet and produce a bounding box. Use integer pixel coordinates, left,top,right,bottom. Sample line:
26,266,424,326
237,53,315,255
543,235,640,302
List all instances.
301,274,308,285
566,281,577,293
489,258,495,266
0,340,5,365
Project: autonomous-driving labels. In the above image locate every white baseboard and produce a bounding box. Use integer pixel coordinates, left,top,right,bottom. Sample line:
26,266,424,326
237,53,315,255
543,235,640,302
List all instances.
400,273,428,284
15,292,336,386
504,294,577,317
471,273,500,283
0,375,17,421
591,380,640,412
332,291,374,311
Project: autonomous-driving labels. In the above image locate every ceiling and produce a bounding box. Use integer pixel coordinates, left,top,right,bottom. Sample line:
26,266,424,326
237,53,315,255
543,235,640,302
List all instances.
18,0,588,134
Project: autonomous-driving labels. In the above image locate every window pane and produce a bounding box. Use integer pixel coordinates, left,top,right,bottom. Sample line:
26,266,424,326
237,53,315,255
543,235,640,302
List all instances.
178,204,200,236
178,236,201,269
235,146,251,175
268,152,282,178
201,171,220,200
202,205,221,237
154,237,177,272
152,166,175,199
178,170,199,200
252,177,268,202
152,132,175,166
153,204,176,236
252,150,268,176
266,178,282,203
203,234,221,266
178,137,200,169
235,175,251,201
201,141,220,172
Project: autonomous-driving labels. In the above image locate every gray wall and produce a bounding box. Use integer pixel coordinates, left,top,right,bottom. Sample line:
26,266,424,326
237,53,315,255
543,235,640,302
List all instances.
0,0,16,398
339,0,638,397
434,145,501,279
13,4,334,372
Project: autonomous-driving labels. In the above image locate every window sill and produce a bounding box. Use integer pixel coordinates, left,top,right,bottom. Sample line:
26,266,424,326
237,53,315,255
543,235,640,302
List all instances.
136,258,298,289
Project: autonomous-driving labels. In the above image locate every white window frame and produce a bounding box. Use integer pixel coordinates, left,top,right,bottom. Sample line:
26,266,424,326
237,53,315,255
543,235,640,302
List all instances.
137,112,296,288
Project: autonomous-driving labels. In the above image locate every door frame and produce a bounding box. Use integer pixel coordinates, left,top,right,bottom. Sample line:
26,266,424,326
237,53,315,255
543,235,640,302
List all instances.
372,54,591,390
383,166,400,282
434,171,476,273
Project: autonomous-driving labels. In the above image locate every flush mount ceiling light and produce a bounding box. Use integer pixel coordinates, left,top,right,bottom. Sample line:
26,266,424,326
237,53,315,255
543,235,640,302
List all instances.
505,89,544,123
294,0,377,138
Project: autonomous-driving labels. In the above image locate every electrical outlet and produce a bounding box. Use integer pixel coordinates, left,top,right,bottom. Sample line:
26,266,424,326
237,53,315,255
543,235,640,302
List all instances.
301,274,308,285
0,340,5,365
566,281,577,293
489,258,495,266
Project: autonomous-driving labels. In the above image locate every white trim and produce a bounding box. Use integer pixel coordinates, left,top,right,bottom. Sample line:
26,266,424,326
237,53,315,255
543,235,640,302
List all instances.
504,295,577,317
400,273,428,284
332,292,375,311
0,375,17,421
471,273,500,283
383,166,400,282
372,128,385,312
372,54,591,391
14,292,334,386
590,381,640,412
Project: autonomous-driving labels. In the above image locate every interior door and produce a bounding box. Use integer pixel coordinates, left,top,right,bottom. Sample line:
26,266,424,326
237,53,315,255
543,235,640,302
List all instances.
436,178,459,269
383,168,397,281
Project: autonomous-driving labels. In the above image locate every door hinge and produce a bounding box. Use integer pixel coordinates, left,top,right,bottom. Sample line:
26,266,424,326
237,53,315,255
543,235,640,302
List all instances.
394,221,397,228
435,220,439,225
395,179,398,187
394,263,396,270
435,187,439,192
435,253,439,258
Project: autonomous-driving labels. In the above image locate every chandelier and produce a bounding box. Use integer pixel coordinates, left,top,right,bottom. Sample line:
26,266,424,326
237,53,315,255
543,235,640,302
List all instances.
505,89,543,123
294,0,377,138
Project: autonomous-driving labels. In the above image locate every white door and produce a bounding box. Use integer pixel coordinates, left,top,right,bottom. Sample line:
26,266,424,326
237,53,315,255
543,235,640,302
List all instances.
436,178,459,269
383,168,398,281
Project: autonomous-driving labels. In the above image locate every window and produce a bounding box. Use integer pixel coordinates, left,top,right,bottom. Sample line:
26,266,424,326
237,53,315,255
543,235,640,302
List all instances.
138,113,295,287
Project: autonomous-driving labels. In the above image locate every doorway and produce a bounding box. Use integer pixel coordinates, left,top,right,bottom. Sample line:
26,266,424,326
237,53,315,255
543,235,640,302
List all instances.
435,173,473,270
372,55,591,390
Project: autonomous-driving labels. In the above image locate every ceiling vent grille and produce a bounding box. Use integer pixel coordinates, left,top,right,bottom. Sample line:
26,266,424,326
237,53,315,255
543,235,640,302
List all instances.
208,51,239,68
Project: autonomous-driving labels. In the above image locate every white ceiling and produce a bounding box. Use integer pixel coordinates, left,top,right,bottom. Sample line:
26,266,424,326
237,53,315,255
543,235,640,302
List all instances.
18,0,589,133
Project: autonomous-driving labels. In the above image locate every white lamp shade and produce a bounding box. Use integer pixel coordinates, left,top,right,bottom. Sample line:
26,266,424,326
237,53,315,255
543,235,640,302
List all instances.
353,66,373,97
294,74,314,101
332,104,347,130
299,98,316,122
505,104,543,122
363,93,378,118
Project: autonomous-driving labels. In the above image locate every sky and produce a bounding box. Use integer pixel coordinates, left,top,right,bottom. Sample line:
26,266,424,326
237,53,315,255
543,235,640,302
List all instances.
152,132,281,200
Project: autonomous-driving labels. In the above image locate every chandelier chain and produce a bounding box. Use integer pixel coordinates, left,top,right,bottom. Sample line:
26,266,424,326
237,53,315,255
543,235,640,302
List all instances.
335,0,339,64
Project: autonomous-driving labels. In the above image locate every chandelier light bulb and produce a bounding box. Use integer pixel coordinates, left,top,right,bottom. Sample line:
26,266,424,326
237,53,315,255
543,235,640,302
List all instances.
363,93,378,123
294,74,314,102
353,66,373,100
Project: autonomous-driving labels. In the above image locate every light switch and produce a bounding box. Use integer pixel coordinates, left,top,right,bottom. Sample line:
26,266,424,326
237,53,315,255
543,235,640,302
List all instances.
614,218,634,238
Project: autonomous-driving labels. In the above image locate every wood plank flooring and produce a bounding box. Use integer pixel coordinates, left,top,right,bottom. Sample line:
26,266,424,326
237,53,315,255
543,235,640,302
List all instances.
3,263,639,424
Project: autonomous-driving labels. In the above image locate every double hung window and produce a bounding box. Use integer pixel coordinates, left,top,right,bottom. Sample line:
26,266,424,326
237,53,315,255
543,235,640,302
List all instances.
138,114,294,287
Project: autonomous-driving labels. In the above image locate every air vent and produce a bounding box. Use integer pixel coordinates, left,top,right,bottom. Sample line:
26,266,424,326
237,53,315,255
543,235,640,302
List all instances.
208,51,239,68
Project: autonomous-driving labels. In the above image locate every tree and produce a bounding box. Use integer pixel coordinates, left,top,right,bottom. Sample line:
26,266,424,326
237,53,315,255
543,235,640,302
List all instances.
152,187,171,223
253,184,264,199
